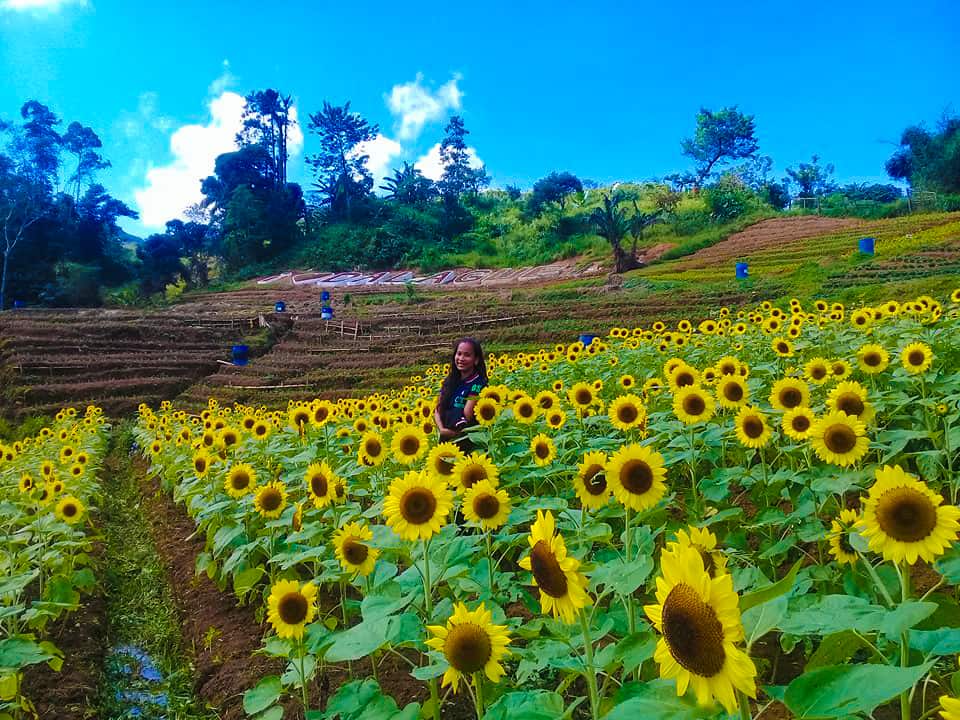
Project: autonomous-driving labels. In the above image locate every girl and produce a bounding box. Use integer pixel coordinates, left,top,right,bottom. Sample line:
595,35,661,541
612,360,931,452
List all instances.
434,337,488,446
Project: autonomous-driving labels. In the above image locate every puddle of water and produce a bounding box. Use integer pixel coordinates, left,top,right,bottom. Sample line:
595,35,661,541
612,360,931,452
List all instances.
106,646,170,719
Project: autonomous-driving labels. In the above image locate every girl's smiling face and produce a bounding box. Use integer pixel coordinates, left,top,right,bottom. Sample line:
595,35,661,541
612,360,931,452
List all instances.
454,342,477,375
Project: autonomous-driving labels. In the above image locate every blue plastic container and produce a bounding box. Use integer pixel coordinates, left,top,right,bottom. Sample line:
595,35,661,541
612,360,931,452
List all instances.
275,301,286,313
231,345,249,366
579,334,597,347
12,300,25,309
735,262,749,279
321,306,334,320
858,237,875,255
321,290,331,302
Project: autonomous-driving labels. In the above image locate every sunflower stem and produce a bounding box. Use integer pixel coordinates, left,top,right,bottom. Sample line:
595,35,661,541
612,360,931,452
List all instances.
858,552,895,607
473,673,485,719
738,690,752,720
900,562,911,720
484,530,496,600
422,538,441,720
578,609,601,720
624,507,637,663
298,637,310,713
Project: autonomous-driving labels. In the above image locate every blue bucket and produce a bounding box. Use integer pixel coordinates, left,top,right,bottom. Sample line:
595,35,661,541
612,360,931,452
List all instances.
858,237,875,255
275,301,286,313
231,345,249,366
12,300,25,309
321,307,334,320
321,290,331,302
735,262,749,279
579,334,597,347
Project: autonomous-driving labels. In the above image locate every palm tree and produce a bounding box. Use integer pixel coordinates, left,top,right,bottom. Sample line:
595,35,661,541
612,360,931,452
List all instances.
380,163,436,206
590,192,637,273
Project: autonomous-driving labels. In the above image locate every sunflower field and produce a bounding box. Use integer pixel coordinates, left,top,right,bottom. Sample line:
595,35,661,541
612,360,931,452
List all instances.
133,290,960,720
0,406,110,718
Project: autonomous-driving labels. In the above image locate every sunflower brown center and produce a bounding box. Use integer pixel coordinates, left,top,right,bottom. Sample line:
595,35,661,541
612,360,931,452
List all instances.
876,487,938,542
535,442,551,459
682,394,706,416
260,488,283,511
620,459,653,495
277,592,309,625
400,436,420,456
791,415,811,432
479,404,496,420
518,403,534,418
63,503,78,517
780,388,803,408
294,412,309,426
863,352,881,367
583,466,607,495
823,423,857,454
434,455,456,476
255,424,267,436
231,471,251,490
675,371,695,388
777,342,789,353
742,417,764,439
723,382,743,402
662,582,726,677
908,350,925,366
400,487,437,524
461,465,486,489
343,538,369,565
836,393,865,417
529,540,569,598
617,404,639,424
365,439,382,457
575,390,593,406
838,531,856,555
310,474,328,497
195,459,207,473
720,363,736,375
314,408,329,422
473,493,501,519
444,623,492,674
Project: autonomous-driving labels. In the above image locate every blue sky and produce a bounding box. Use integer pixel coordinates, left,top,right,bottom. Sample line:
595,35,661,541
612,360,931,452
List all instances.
0,0,957,237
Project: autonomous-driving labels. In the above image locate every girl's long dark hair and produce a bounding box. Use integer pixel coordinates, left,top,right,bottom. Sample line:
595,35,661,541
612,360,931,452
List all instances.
438,337,487,409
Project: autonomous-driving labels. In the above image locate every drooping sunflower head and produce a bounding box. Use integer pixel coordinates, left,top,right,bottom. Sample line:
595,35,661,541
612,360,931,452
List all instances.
462,479,512,531
606,443,668,512
517,510,591,624
827,508,861,565
734,406,771,449
781,407,816,441
608,394,647,432
574,450,610,510
716,375,749,409
857,465,960,565
810,411,869,467
55,495,85,524
673,386,716,425
857,343,889,374
901,342,933,375
333,522,379,576
529,433,557,467
451,452,499,493
643,544,757,714
267,579,318,640
768,377,810,411
425,602,512,693
426,442,466,482
391,425,429,465
383,470,453,541
224,463,257,498
254,481,288,519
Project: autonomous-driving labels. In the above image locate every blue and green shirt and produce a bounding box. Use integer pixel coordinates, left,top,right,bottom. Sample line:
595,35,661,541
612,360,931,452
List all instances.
442,373,487,430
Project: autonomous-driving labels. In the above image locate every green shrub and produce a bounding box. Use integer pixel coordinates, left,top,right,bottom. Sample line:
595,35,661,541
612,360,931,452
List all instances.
703,175,760,221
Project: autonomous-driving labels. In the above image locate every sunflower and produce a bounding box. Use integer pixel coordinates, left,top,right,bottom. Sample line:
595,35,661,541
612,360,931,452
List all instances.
425,603,511,693
771,337,793,357
734,406,771,449
426,442,466,483
606,443,667,512
810,411,869,467
391,425,429,465
512,396,539,424
383,470,453,541
55,495,85,524
333,522,379,576
716,375,749,409
857,343,889,374
644,544,757,713
18,474,35,493
225,463,257,498
219,427,240,449
59,445,75,464
619,374,636,390
857,465,960,565
267,579,318,640
451,452,499,493
668,364,700,392
673,386,715,425
941,695,960,720
901,342,933,374
830,359,852,381
826,381,874,423
463,479,512,531
545,409,567,430
781,407,816,441
803,358,831,385
310,400,335,427
474,397,500,426
608,394,647,432
192,451,213,477
827,509,860,565
254,481,288,519
573,451,610,510
518,510,591,624
251,419,271,441
568,382,596,410
530,434,556,467
359,431,387,466
304,461,337,508
768,378,809,411
670,526,728,578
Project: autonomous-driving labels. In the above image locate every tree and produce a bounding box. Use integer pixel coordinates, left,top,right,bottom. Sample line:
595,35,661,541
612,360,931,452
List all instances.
165,219,213,285
307,101,378,219
61,122,109,201
628,201,662,257
237,89,295,186
0,160,49,309
380,162,436,206
681,107,759,188
886,114,960,194
137,233,184,294
528,171,583,213
504,184,522,201
785,155,836,197
17,101,62,191
590,192,638,274
438,116,487,200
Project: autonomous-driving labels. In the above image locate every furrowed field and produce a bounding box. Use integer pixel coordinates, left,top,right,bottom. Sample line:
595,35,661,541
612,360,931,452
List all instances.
57,289,952,720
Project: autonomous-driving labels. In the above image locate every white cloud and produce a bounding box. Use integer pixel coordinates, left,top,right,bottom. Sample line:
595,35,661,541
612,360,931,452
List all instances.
286,105,304,159
386,73,462,141
353,133,403,186
1,0,86,10
414,142,483,182
208,59,236,96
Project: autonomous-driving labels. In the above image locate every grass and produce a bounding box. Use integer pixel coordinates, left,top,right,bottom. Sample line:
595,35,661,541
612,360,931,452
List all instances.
97,424,217,720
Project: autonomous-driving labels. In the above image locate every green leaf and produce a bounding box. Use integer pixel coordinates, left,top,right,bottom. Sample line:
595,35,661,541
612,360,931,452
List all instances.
243,675,282,715
783,662,934,717
253,707,284,720
740,560,801,613
911,628,960,655
779,595,887,636
0,638,56,671
607,680,724,719
805,631,873,670
324,620,388,663
935,545,960,583
590,556,653,596
360,582,410,622
483,690,565,720
610,632,656,674
233,567,265,599
878,601,937,638
742,595,788,648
